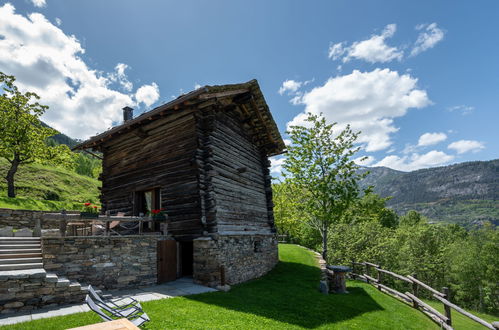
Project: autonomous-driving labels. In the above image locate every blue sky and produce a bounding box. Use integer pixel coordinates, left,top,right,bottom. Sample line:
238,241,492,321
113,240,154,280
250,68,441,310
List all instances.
1,0,497,172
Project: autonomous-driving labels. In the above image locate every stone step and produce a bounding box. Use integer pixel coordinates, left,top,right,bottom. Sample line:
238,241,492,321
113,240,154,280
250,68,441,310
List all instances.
0,257,42,264
0,249,42,254
0,262,44,271
56,277,70,287
0,237,40,242
0,240,41,245
45,272,59,283
0,252,42,259
0,244,41,249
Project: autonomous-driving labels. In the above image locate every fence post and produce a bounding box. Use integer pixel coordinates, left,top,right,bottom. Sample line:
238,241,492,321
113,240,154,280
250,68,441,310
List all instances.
365,263,370,284
377,266,383,290
351,260,356,280
411,273,419,308
60,210,67,237
105,211,110,236
442,287,452,326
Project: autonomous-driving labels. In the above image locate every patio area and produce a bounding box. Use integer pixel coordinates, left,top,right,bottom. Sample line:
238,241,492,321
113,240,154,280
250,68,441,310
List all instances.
0,277,216,326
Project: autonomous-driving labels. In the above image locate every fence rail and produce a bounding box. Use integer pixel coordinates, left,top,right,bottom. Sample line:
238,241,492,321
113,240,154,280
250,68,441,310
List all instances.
351,261,497,330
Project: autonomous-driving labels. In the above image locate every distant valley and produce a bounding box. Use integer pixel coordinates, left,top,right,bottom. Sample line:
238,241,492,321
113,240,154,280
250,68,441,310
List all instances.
361,159,499,226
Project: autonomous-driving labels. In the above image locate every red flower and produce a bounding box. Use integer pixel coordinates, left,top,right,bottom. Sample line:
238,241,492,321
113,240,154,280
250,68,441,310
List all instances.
151,209,161,214
84,203,91,206
93,206,98,209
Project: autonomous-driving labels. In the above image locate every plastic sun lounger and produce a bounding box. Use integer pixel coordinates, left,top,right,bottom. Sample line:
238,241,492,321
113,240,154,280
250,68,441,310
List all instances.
86,295,150,327
87,285,142,314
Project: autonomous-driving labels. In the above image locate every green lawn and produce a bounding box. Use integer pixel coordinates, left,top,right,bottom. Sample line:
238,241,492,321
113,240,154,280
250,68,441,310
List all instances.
1,244,495,329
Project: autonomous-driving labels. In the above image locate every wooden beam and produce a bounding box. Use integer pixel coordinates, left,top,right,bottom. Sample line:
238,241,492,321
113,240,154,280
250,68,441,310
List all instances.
407,276,445,297
198,89,249,100
82,149,103,160
433,294,495,329
405,292,449,323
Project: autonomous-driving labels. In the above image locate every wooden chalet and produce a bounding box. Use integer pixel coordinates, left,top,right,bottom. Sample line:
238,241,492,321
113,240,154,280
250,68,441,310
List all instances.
74,79,285,286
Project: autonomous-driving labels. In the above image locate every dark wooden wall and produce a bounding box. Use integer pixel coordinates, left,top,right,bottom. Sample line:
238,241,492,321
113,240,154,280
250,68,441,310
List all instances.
100,110,204,240
200,107,274,235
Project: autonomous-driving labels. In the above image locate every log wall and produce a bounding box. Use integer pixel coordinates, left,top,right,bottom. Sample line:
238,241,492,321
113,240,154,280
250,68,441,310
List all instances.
100,110,203,240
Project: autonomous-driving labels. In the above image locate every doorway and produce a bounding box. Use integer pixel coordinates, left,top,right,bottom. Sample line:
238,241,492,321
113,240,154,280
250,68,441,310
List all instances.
179,241,193,277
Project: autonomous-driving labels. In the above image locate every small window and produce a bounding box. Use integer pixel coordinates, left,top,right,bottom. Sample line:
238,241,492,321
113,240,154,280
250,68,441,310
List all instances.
253,240,262,253
134,187,161,216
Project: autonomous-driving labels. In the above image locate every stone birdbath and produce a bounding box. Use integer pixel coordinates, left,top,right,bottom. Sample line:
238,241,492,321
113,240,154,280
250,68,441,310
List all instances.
326,265,352,294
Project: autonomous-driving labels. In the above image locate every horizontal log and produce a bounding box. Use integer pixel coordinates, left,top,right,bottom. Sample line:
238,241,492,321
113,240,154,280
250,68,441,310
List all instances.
377,268,413,283
406,276,445,297
420,309,453,330
363,274,378,283
405,292,449,323
364,262,380,268
433,294,495,329
377,283,411,303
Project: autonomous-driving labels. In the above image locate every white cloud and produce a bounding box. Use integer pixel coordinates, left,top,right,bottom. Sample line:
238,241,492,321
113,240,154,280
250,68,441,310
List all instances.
108,63,133,92
448,140,485,154
194,83,202,89
329,24,403,63
448,104,474,115
418,132,447,147
135,83,159,106
0,4,160,139
287,68,431,152
410,23,444,56
374,150,454,171
270,157,285,175
31,0,46,8
278,79,303,95
354,156,375,166
54,17,61,26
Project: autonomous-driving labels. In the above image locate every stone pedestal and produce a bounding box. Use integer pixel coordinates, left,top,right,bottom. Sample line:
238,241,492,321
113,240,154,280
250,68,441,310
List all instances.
326,265,352,294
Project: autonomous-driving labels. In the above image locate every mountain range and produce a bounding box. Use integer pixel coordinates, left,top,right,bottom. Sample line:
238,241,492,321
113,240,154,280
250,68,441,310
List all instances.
361,159,498,226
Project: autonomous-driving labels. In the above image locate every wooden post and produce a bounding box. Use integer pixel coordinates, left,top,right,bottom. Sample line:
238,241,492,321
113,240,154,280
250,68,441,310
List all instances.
105,210,110,236
442,287,452,326
411,273,419,308
377,266,383,290
365,263,370,284
60,210,67,237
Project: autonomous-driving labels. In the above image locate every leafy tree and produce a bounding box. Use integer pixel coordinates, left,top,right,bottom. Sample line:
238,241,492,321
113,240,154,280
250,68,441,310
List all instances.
342,193,399,228
0,72,72,197
399,210,427,226
283,113,368,260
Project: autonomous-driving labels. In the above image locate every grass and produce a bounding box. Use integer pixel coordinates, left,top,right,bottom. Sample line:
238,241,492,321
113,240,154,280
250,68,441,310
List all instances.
1,245,496,329
0,159,100,211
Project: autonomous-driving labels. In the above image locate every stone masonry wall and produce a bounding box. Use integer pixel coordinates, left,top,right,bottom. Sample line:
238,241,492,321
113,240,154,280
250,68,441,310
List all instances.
42,236,163,290
0,269,86,315
193,234,278,287
0,208,67,230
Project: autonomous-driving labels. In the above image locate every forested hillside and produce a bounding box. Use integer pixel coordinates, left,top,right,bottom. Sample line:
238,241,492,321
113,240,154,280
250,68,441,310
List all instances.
360,159,499,226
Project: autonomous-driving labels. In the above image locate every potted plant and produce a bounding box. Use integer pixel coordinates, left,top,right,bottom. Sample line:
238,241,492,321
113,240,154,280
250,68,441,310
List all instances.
80,202,99,218
148,208,167,221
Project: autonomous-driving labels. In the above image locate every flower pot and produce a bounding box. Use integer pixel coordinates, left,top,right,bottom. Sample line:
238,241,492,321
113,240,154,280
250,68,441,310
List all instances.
80,212,99,218
152,214,167,221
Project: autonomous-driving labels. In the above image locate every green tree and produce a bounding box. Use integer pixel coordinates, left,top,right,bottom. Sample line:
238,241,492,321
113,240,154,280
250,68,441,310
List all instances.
399,210,427,226
343,193,399,228
0,72,70,197
284,113,368,260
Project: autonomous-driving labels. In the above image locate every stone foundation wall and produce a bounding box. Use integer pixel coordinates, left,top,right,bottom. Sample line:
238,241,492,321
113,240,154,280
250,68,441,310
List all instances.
0,269,86,314
0,208,68,230
193,234,278,287
42,236,164,290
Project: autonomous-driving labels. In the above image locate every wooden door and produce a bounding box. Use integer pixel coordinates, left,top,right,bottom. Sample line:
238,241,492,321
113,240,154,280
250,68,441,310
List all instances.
157,239,177,283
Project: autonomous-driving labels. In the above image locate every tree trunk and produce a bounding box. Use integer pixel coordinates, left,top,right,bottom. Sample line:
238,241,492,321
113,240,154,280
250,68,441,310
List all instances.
322,222,328,261
6,155,20,198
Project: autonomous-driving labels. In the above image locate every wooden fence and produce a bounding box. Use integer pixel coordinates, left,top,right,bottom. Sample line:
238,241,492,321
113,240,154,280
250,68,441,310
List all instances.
350,261,498,330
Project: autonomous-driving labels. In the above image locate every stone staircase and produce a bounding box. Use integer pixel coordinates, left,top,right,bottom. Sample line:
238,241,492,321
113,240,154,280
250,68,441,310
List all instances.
0,237,43,271
0,237,88,314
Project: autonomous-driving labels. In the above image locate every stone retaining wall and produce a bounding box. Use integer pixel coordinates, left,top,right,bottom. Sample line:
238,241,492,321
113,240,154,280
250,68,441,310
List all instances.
0,208,68,231
193,234,278,287
42,236,164,290
0,269,86,314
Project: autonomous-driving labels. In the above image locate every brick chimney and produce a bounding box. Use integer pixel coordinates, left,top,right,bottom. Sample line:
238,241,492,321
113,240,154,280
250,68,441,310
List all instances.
123,106,133,123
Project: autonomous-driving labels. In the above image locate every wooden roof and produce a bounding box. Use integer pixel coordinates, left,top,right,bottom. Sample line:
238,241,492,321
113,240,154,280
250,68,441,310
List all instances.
73,80,286,156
